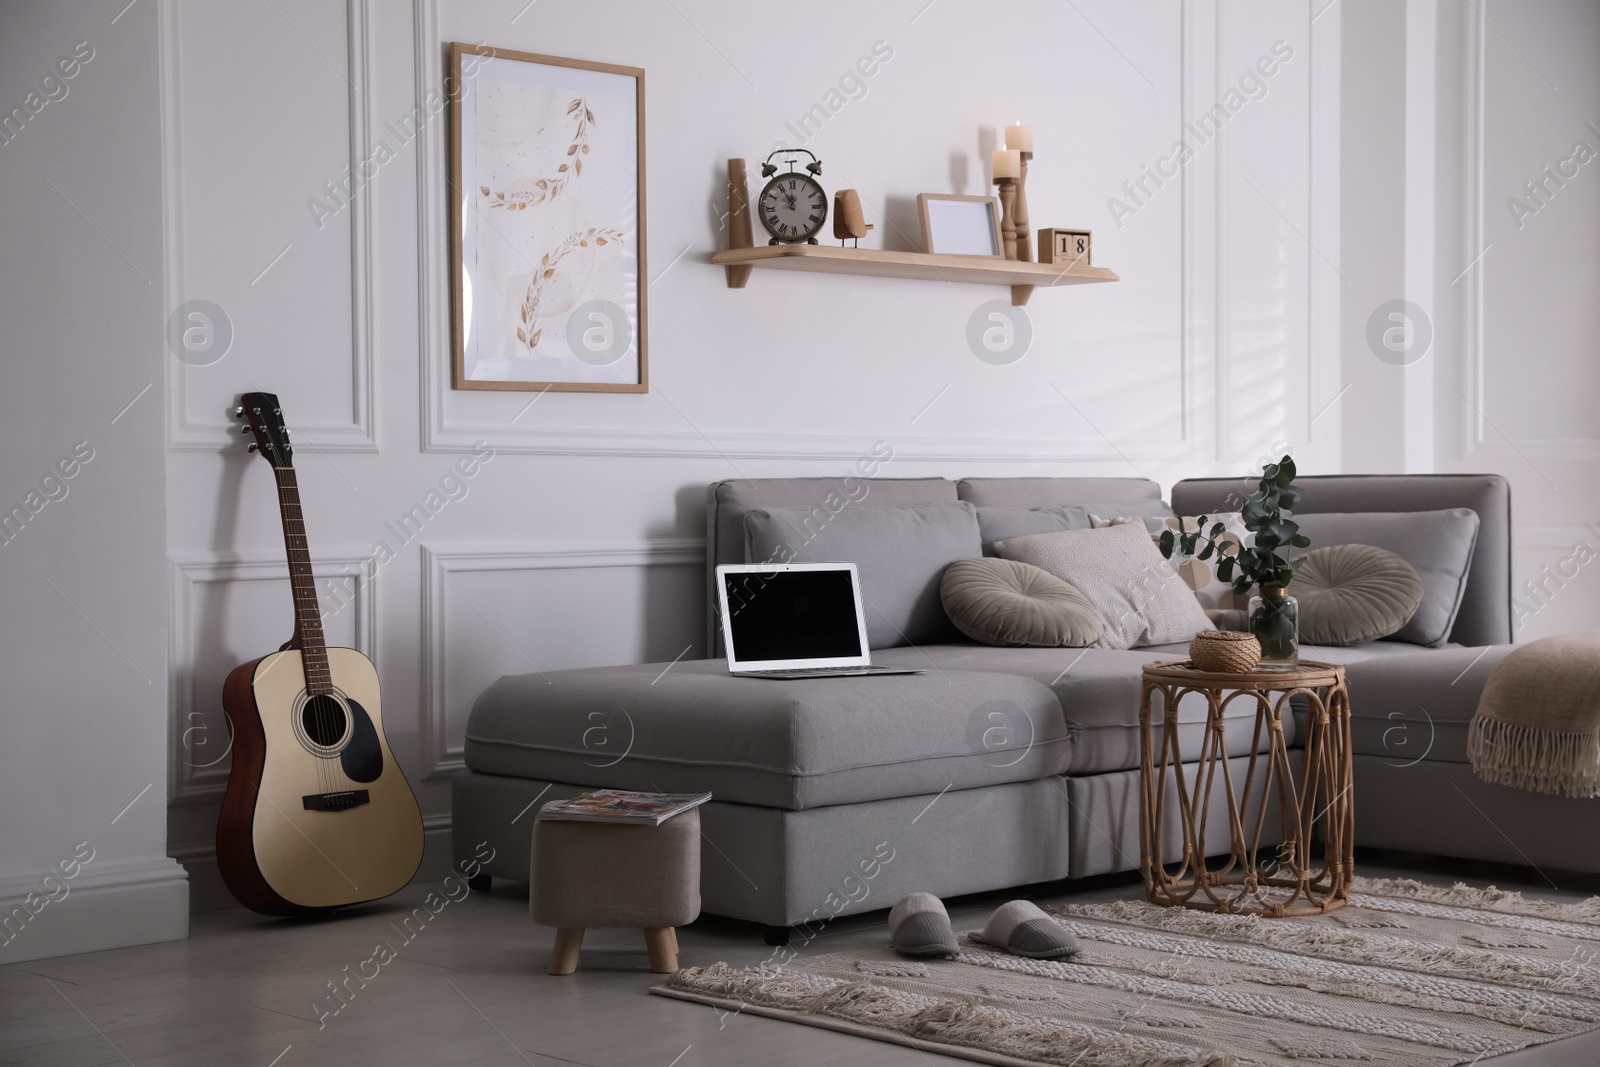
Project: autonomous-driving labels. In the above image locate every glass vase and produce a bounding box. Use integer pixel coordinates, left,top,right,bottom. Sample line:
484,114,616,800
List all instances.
1248,586,1299,671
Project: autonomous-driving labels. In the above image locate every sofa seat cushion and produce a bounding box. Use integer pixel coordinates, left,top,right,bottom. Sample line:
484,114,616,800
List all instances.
873,645,1303,775
465,659,1068,811
1342,645,1513,765
1137,641,1461,664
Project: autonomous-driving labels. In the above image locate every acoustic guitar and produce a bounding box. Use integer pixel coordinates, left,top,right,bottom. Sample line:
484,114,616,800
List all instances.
217,392,423,915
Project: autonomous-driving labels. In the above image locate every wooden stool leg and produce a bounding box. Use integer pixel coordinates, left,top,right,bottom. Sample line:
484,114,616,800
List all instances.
548,928,584,975
644,927,678,973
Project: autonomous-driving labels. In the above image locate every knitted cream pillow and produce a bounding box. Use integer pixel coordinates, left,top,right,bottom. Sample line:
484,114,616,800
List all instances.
940,558,1103,647
993,524,1210,650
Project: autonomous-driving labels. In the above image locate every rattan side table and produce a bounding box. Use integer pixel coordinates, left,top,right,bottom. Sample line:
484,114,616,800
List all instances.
1138,658,1353,917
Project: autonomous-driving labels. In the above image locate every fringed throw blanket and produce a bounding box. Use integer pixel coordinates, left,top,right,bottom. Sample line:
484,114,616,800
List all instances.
1469,632,1600,797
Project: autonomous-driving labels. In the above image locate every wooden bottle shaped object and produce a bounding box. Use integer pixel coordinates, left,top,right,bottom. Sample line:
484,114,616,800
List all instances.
725,158,754,288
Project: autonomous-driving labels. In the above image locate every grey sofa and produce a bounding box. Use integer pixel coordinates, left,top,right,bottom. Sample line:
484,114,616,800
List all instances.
453,473,1529,936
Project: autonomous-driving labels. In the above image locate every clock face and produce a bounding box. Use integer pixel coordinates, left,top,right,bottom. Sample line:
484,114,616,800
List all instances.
759,173,827,242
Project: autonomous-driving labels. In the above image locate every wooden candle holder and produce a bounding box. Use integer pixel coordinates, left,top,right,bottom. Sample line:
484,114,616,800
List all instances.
993,177,1019,261
1014,152,1033,263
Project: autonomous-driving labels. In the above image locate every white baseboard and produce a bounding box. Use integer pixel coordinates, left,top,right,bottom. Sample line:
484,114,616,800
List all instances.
0,856,189,964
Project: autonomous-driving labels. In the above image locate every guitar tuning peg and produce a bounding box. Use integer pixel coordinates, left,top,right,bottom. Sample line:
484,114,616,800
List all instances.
232,405,244,418
248,443,258,452
241,425,253,434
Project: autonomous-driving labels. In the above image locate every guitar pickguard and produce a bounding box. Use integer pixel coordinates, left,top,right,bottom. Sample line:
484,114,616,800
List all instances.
340,698,383,783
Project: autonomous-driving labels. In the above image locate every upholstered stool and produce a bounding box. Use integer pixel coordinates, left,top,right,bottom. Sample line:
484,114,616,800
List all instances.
530,804,700,975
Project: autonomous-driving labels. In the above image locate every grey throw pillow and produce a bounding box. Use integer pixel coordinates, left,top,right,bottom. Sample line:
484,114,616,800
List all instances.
1293,509,1480,647
1293,544,1424,646
940,558,1104,647
974,501,1174,555
974,506,1089,555
993,524,1210,650
743,502,983,649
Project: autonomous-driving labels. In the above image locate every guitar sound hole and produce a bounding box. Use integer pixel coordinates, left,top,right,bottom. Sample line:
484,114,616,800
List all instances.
301,694,348,747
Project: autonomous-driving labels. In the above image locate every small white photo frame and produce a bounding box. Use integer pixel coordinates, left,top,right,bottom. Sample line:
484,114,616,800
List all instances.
918,194,1003,257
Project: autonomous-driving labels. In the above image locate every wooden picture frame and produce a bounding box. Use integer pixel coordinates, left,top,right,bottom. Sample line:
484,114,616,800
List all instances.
917,193,1003,258
449,43,647,393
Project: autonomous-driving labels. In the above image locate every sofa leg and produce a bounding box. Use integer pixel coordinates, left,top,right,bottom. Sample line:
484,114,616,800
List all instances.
762,925,790,947
548,928,584,975
466,873,491,893
644,927,678,973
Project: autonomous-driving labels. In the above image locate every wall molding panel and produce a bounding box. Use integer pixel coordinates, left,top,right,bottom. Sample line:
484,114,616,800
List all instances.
1211,0,1340,468
1461,11,1600,462
166,550,377,807
411,2,1328,463
161,0,378,453
419,539,704,780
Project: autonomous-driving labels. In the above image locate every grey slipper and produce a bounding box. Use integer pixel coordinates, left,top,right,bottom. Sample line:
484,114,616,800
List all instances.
888,892,959,957
970,900,1081,959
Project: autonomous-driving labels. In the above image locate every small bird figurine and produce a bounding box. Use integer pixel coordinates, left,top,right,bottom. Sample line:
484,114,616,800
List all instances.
833,189,874,247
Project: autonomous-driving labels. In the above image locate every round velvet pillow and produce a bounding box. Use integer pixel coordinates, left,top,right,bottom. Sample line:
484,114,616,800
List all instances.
1294,544,1424,646
940,558,1104,647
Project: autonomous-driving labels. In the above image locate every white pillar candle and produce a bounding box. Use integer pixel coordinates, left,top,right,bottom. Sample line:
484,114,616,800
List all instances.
992,148,1021,179
1004,122,1033,152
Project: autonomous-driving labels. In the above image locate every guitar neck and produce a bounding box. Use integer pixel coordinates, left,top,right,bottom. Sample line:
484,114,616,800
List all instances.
273,467,331,694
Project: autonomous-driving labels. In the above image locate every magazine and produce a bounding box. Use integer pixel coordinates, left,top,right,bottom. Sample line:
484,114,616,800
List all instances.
536,789,712,826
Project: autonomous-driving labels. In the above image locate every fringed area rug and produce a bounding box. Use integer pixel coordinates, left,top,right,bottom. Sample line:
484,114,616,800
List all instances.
652,878,1600,1067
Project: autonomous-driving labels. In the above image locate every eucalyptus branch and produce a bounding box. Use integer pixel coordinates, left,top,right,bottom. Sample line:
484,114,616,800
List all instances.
1157,455,1311,595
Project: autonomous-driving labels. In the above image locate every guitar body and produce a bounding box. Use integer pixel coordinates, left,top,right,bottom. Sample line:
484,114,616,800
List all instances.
219,648,423,914
219,393,424,916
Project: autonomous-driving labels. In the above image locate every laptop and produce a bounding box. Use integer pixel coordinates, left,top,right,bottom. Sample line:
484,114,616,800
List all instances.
716,562,924,679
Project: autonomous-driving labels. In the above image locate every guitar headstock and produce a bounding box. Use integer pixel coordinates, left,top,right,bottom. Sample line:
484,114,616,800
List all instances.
234,392,293,469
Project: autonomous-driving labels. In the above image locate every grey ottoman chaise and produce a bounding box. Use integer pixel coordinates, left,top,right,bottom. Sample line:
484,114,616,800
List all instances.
454,473,1525,940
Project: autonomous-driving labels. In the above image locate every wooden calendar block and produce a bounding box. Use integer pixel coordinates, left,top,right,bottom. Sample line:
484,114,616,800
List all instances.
1039,228,1091,268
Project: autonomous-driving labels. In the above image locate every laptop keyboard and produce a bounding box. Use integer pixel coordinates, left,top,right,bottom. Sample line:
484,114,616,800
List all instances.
737,665,923,678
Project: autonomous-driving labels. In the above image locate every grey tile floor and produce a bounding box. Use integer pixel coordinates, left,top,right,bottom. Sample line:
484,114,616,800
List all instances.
5,850,1600,1066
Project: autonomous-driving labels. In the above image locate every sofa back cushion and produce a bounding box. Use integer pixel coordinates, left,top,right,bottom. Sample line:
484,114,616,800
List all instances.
1291,509,1480,647
957,476,1164,508
1171,474,1511,646
706,475,1174,654
743,502,983,649
705,477,957,653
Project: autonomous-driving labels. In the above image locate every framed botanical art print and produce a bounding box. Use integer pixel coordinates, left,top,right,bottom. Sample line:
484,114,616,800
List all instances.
450,43,647,392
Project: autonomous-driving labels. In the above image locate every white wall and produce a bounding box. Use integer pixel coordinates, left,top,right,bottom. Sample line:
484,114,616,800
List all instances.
1423,0,1600,641
0,0,187,962
1,0,1588,943
157,0,1345,906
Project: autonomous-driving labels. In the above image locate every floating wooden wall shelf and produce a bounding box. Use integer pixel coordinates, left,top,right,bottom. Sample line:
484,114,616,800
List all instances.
710,244,1118,306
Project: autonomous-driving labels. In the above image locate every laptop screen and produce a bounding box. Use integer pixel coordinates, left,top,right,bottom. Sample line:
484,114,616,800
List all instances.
721,567,865,665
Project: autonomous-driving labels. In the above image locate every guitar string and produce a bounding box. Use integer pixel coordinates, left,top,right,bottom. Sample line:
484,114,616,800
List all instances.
268,417,361,800
280,456,331,796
